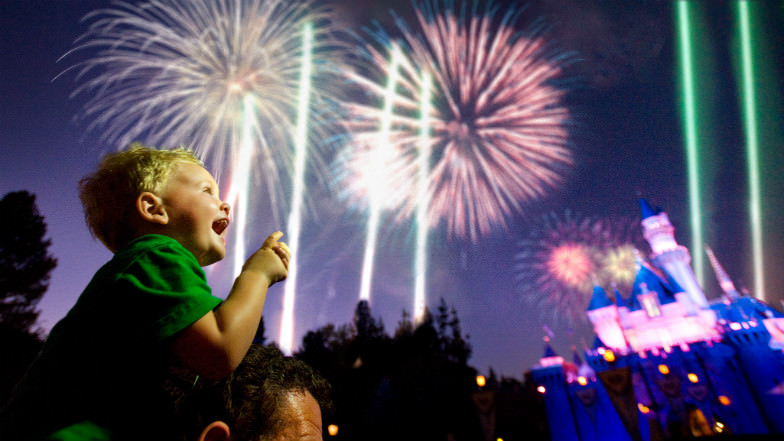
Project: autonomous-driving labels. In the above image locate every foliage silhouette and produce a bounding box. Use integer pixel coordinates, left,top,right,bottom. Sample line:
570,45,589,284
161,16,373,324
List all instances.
0,191,57,333
0,191,56,407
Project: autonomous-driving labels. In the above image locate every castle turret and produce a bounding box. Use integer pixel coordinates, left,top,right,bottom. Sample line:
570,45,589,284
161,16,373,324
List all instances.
639,198,709,308
586,284,626,351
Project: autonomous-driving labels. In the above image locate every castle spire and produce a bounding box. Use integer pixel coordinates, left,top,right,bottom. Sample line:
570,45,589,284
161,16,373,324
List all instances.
639,198,708,308
587,282,613,311
639,197,657,219
705,246,741,300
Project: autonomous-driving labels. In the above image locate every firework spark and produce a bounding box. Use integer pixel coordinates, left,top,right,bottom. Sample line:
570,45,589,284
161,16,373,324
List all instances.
515,212,644,326
337,0,574,242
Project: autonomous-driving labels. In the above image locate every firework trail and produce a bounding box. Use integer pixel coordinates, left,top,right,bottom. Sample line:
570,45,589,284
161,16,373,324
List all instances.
60,0,341,353
515,211,644,326
336,0,574,243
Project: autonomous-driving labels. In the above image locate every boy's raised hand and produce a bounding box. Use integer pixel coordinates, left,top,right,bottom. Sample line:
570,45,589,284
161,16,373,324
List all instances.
242,231,290,285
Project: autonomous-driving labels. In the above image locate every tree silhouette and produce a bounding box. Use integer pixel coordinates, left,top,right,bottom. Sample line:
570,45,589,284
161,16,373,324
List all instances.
0,191,57,334
296,299,481,441
0,191,57,407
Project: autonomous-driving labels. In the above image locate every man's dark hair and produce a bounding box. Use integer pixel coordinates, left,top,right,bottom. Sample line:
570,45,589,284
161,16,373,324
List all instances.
178,344,332,441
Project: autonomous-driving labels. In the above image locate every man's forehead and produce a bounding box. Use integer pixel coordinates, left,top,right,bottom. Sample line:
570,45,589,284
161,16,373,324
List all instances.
276,391,322,440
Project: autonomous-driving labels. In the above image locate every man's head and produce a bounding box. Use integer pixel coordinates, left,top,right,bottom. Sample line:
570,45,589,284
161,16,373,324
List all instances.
79,144,231,264
181,345,332,441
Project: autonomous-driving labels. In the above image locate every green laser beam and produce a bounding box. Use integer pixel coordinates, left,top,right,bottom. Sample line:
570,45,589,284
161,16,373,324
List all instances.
736,0,765,301
676,0,705,287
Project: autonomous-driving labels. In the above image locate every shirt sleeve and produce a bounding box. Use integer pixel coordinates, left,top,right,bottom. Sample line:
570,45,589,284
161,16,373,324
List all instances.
116,241,223,343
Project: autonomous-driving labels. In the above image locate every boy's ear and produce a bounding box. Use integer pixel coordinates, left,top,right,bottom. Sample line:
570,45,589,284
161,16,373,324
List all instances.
136,192,169,225
199,421,231,441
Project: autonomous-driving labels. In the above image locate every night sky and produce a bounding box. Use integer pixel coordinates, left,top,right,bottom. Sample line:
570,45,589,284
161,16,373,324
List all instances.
2,0,783,377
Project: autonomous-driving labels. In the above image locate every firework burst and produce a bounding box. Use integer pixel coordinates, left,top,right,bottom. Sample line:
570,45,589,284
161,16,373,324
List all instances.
60,0,340,221
336,0,574,242
515,211,645,326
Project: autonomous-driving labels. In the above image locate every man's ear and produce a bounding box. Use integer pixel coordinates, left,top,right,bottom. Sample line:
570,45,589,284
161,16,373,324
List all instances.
136,192,169,225
199,421,231,441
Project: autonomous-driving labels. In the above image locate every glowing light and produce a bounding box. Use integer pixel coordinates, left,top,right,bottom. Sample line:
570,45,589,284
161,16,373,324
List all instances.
658,364,670,375
537,385,546,394
638,403,651,414
547,244,595,288
413,72,432,323
279,22,314,355
577,376,588,386
675,0,705,286
603,350,616,363
598,244,638,290
736,0,765,301
688,373,699,383
476,375,487,387
729,322,742,331
718,395,731,406
227,96,257,276
357,43,403,304
327,424,339,437
339,0,573,242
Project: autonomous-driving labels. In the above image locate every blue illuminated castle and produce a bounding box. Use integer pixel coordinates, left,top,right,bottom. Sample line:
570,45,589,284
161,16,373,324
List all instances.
531,199,784,440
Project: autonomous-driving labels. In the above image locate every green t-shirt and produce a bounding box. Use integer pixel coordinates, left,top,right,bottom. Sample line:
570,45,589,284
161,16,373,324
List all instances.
1,235,223,441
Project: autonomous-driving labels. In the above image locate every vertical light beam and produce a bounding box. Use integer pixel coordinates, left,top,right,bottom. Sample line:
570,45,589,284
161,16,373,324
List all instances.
279,23,314,354
736,1,765,301
676,0,705,286
227,94,257,277
413,72,432,323
358,43,402,303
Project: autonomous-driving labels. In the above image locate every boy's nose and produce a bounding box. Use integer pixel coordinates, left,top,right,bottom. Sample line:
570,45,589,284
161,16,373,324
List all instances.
220,201,231,216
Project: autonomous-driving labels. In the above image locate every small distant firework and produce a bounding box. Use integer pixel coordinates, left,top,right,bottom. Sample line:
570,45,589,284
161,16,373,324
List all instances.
599,244,638,290
61,0,339,221
597,215,645,294
337,0,574,242
515,212,644,325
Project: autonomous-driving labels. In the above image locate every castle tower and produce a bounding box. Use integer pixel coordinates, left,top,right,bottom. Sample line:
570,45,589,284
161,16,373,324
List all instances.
586,284,626,351
639,198,709,308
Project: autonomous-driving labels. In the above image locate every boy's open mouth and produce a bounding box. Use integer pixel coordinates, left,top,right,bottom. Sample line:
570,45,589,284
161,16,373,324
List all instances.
212,218,229,235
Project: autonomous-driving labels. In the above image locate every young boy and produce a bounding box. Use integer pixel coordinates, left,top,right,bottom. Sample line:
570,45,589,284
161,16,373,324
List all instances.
0,145,290,441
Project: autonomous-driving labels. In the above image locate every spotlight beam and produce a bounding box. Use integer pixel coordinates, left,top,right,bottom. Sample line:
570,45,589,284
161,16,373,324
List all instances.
279,23,313,355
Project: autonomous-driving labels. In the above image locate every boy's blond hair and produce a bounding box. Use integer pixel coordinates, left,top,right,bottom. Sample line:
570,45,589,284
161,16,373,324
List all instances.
79,144,203,253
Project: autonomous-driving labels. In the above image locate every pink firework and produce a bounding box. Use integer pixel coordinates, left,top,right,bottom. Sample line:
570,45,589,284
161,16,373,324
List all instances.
515,211,604,325
337,0,574,242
